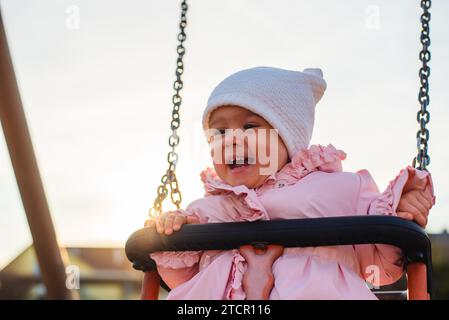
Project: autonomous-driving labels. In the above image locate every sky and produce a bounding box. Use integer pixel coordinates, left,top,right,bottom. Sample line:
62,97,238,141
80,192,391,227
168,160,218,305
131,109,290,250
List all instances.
0,0,448,268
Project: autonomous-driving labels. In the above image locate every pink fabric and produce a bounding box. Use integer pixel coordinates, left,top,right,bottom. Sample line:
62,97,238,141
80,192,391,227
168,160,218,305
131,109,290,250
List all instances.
150,144,436,300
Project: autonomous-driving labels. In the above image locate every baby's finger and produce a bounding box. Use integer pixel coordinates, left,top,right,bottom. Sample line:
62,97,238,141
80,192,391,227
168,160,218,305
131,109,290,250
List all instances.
164,213,176,235
155,215,165,234
397,211,413,221
422,185,435,204
398,202,422,218
411,211,428,228
186,215,200,224
408,195,428,216
415,191,432,211
156,212,172,234
144,219,155,228
173,215,186,231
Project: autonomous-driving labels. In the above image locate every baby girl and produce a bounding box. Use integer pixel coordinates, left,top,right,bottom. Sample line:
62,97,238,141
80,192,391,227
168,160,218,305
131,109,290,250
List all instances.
146,67,435,300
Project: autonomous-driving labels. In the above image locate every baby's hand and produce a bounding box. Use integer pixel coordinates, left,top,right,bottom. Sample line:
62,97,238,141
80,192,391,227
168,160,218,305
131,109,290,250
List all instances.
397,187,433,228
144,210,200,235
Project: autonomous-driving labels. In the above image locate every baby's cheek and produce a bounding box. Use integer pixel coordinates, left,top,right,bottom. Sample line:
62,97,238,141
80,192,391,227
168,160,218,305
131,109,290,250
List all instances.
252,134,271,165
277,138,289,166
212,163,228,181
209,140,226,165
257,130,287,165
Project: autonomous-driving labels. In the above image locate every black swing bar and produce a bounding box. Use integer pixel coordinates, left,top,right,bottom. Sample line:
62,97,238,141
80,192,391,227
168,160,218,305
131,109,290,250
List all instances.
126,216,432,297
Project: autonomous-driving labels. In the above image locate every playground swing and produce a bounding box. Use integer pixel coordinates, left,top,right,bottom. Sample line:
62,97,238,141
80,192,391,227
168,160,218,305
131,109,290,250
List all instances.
125,0,433,300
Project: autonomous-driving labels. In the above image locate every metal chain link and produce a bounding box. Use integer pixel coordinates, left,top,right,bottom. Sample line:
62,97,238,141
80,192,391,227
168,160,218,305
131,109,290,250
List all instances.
149,0,187,218
412,0,431,171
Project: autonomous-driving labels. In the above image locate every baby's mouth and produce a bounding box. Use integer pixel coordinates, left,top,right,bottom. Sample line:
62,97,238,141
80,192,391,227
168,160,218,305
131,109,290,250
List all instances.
226,157,255,170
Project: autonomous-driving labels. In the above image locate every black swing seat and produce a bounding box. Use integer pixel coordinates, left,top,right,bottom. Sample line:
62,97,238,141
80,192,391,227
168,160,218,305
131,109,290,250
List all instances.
125,216,432,299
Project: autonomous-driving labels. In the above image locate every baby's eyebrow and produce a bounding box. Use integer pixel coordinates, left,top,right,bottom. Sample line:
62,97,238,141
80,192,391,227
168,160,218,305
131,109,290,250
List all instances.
209,112,263,127
209,117,226,127
246,114,264,121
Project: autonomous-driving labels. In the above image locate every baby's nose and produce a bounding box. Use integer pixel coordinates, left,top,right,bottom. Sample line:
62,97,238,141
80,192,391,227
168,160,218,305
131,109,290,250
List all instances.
223,130,244,146
224,136,246,157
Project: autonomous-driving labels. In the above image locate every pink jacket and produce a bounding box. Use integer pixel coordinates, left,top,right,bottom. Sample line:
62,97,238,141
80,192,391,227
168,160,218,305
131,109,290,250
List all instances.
150,144,436,300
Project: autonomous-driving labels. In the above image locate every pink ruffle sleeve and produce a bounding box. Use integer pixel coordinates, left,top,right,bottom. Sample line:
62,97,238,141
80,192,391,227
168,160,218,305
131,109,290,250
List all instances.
149,209,204,290
354,166,435,287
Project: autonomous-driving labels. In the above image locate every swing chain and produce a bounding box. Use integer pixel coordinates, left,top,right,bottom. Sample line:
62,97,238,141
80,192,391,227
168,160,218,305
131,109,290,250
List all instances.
149,0,187,218
413,0,431,171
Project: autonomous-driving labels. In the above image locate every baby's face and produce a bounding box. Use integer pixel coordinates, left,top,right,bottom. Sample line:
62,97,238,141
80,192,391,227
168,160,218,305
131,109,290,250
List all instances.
207,105,289,188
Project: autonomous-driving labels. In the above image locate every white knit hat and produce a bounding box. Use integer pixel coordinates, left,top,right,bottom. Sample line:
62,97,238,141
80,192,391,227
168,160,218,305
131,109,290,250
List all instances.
202,66,327,159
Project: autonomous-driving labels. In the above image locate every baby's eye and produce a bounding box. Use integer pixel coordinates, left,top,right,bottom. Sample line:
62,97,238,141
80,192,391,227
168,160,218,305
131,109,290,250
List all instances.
214,128,226,135
243,123,259,130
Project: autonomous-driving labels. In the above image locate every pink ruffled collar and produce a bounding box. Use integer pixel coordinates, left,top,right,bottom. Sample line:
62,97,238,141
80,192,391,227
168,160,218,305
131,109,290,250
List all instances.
200,144,347,195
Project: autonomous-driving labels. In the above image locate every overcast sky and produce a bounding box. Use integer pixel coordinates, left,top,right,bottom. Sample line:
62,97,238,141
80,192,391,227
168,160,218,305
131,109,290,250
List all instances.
1,0,448,268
